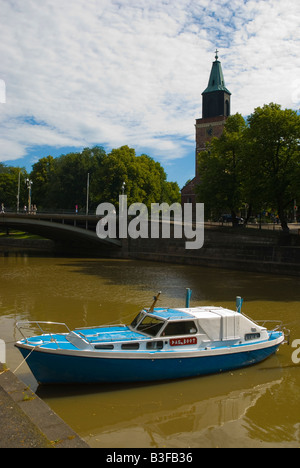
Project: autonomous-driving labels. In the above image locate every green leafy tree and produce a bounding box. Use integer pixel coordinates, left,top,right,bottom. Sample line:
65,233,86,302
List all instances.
30,156,55,209
246,103,300,232
196,113,246,225
29,145,180,212
95,146,180,209
0,164,28,211
30,147,106,211
196,105,300,232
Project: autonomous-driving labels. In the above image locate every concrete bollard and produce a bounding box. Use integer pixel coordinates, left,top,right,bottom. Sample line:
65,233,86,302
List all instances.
0,339,6,364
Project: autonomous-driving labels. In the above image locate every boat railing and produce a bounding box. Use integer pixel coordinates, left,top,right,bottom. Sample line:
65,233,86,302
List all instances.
16,321,72,348
241,314,290,343
253,319,290,344
254,319,283,330
241,312,283,331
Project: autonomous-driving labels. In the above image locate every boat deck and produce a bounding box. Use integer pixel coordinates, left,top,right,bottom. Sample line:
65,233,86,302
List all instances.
20,325,149,352
75,326,147,343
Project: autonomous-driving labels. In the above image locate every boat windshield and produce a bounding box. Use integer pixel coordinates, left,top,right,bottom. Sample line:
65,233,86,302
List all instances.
134,314,165,337
130,311,145,329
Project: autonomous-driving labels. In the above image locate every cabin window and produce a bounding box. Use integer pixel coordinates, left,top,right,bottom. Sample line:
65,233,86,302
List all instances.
162,321,197,337
136,316,165,337
245,333,260,341
121,343,140,350
146,341,164,350
130,312,144,328
94,344,114,350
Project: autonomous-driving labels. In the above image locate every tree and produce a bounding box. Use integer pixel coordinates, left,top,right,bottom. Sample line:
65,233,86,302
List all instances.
246,103,300,232
196,113,246,225
196,105,300,232
162,180,181,205
100,146,180,209
30,156,55,208
0,164,28,211
30,147,106,211
29,145,180,211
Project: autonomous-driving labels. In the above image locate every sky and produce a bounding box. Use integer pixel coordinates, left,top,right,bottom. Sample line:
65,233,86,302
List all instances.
0,0,299,189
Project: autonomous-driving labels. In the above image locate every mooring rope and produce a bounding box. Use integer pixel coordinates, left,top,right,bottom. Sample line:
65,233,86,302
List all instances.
13,344,41,374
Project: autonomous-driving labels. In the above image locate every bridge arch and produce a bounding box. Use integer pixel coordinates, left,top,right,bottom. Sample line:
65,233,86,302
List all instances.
0,213,121,249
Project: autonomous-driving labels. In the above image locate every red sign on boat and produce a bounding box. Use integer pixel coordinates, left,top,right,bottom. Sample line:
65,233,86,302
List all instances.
170,337,197,346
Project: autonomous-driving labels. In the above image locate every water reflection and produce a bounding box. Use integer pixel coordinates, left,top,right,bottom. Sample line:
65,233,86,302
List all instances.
36,365,287,448
57,258,300,303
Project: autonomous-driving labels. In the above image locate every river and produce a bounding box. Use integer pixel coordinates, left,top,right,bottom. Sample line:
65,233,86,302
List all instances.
0,254,299,448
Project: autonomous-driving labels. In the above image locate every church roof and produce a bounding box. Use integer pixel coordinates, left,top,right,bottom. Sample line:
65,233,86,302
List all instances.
202,50,231,95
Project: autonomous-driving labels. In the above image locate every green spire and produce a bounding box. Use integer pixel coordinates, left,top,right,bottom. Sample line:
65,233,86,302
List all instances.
202,50,231,95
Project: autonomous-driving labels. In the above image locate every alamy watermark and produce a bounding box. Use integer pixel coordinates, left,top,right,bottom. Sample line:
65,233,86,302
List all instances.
0,79,6,103
96,196,204,250
291,339,300,364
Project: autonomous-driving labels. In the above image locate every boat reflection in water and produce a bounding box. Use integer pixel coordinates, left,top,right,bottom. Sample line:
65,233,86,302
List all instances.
37,367,285,448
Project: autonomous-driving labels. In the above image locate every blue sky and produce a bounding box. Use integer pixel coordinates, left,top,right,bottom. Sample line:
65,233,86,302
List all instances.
0,0,299,189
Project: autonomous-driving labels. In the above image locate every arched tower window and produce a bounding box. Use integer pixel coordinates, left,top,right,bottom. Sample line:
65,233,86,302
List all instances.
225,99,230,117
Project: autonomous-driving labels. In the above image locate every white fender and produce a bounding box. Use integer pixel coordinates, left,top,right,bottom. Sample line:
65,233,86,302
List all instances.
0,339,6,364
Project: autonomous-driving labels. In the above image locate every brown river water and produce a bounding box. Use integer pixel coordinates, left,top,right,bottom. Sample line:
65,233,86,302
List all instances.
0,255,299,448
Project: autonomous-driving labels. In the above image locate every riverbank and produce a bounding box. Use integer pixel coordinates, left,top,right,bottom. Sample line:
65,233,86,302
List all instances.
1,226,300,276
0,364,89,448
125,225,300,277
0,231,55,256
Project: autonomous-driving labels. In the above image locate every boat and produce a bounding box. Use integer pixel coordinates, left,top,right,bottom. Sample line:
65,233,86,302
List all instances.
15,291,287,385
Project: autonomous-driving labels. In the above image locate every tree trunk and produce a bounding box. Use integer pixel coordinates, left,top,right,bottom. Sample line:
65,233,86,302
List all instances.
278,203,289,234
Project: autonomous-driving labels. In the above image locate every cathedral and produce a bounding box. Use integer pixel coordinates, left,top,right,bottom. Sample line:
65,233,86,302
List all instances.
181,50,231,211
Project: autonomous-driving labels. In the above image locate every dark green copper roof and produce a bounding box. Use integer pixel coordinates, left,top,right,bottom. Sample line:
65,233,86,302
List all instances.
202,50,231,95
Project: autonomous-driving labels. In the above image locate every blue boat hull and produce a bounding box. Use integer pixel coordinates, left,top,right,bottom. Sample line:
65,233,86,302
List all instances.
17,343,281,385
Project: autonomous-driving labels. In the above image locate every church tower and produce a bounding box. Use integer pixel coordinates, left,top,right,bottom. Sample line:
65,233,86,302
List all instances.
202,49,231,119
181,50,231,206
195,50,231,174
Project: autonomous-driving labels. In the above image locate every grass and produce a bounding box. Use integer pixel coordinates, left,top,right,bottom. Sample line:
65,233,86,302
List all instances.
0,230,44,240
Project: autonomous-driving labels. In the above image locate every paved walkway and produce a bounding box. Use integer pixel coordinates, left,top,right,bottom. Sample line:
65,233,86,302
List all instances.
0,364,89,448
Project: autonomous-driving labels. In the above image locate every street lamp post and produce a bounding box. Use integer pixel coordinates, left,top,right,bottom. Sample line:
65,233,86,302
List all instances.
86,173,90,216
25,178,33,214
121,181,126,212
17,171,21,213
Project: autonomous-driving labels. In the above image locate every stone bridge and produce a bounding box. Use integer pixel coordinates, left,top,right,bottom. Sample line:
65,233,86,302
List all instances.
1,213,300,276
0,213,122,252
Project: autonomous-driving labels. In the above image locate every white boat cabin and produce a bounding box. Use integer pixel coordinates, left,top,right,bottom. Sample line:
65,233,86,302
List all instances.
130,306,268,348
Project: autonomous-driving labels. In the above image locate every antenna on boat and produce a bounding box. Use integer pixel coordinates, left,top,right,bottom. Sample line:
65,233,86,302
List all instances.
149,291,161,313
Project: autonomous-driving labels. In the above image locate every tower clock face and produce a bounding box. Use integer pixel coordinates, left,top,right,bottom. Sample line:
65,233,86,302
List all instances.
206,126,213,136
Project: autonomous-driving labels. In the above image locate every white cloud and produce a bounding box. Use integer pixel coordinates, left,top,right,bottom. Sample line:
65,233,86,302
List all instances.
0,79,6,103
0,0,299,178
